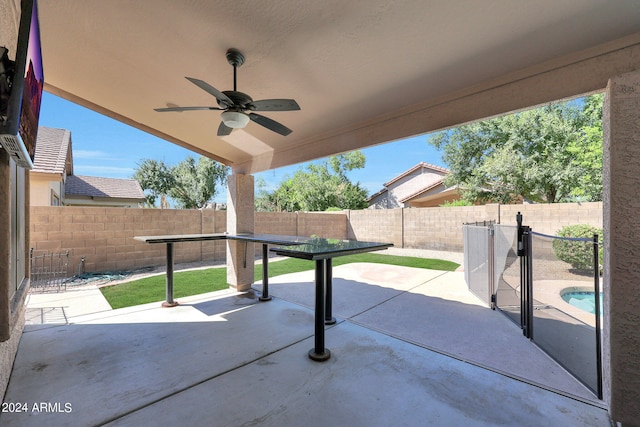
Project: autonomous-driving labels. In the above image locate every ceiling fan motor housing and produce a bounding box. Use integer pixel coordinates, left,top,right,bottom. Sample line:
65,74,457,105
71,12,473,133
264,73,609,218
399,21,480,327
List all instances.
220,90,253,109
155,47,299,136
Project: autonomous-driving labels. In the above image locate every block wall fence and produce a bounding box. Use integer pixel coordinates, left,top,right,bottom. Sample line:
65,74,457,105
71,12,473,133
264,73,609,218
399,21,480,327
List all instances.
30,202,602,278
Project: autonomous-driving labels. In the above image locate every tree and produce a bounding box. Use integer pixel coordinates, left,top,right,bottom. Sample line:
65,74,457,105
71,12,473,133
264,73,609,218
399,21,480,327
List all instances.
170,156,228,209
429,95,603,203
254,177,274,212
256,151,369,212
133,159,174,208
566,94,604,201
133,156,228,209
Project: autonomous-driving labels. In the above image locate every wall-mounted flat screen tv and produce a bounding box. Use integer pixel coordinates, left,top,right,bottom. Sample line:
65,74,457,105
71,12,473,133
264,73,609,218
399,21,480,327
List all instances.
0,0,44,169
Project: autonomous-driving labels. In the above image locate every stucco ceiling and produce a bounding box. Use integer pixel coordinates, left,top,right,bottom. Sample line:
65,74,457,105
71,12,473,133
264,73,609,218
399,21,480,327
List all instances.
37,0,640,173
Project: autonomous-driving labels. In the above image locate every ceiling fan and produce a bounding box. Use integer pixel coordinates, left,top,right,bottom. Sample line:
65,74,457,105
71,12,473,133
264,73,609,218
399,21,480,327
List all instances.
154,48,300,136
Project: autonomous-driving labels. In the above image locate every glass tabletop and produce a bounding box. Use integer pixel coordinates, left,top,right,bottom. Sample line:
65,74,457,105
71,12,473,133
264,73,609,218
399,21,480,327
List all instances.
229,234,311,245
133,233,229,243
270,237,392,260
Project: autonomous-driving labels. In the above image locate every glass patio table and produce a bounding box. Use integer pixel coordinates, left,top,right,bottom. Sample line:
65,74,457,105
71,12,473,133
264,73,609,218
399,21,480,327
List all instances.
134,234,392,361
270,238,393,361
133,233,310,306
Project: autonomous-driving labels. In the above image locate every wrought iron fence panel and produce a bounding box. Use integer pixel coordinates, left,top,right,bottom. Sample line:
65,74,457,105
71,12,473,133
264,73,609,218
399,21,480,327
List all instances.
29,249,70,292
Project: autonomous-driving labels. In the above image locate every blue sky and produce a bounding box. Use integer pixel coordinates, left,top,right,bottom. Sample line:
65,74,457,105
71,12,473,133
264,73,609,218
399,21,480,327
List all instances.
38,92,446,204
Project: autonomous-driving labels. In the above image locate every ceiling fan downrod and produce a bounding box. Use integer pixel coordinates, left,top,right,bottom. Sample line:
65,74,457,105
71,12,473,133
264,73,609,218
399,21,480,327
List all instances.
154,46,299,137
226,48,244,92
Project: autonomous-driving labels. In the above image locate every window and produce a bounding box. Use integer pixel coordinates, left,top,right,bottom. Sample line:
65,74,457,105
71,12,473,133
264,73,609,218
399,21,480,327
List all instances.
51,190,60,206
9,159,26,299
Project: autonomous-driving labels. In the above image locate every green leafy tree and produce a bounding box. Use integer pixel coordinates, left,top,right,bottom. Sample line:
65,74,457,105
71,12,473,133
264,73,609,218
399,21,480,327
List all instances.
133,159,174,208
254,177,274,212
567,94,604,201
170,156,228,209
429,95,603,203
133,156,228,209
329,151,366,179
257,151,368,212
440,199,473,207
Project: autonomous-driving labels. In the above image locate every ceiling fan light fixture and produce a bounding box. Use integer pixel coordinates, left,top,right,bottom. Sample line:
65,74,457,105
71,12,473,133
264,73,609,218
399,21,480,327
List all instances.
155,49,299,136
221,110,250,129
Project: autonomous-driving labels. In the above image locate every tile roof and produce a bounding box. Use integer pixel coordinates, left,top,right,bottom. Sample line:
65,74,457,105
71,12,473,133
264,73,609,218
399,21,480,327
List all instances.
399,180,446,203
32,127,72,174
383,162,449,187
65,175,145,200
366,187,388,201
367,162,451,202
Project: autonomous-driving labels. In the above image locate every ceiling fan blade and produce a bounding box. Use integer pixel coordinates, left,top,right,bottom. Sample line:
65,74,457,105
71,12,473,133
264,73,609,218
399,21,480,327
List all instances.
250,99,301,112
249,113,292,136
154,106,222,112
185,77,234,107
217,121,233,136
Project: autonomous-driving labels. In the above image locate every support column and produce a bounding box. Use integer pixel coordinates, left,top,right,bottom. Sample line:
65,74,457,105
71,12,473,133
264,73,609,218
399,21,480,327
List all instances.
226,173,254,291
603,70,640,425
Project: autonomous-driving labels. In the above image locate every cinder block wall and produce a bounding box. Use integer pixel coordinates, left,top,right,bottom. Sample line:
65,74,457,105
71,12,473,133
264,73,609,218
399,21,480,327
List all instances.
298,211,347,239
30,207,204,276
201,210,227,262
500,203,604,260
347,204,501,252
346,208,403,246
255,211,297,235
29,207,349,277
402,205,491,251
30,202,602,277
500,202,603,235
347,202,602,252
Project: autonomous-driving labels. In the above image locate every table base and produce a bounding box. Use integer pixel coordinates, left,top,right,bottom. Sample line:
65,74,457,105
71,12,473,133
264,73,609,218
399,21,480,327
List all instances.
308,348,331,362
161,301,179,308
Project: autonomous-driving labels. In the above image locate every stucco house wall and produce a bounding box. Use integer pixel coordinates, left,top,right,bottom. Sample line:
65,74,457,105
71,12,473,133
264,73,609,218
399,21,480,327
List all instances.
368,163,456,208
29,171,64,206
0,0,29,402
28,127,72,207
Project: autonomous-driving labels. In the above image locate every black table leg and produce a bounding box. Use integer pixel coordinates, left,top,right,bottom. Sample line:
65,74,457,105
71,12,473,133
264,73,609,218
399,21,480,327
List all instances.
324,258,336,324
162,242,179,307
259,243,272,301
309,259,331,361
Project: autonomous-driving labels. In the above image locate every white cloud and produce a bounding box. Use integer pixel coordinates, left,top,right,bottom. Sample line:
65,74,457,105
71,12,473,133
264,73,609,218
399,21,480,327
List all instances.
73,150,120,161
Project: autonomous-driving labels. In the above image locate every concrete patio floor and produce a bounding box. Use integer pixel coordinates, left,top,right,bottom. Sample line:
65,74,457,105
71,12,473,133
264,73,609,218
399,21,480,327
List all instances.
2,263,609,426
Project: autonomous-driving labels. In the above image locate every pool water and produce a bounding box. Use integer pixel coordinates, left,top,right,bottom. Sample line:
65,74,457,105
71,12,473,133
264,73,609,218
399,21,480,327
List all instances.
562,291,603,315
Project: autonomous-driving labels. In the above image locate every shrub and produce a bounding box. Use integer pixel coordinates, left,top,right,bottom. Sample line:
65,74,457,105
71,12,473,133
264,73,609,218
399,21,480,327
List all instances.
552,224,603,272
440,199,473,207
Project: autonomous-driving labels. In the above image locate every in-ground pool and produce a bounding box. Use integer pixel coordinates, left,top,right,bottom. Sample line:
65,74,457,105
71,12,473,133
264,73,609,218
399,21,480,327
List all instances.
561,290,603,315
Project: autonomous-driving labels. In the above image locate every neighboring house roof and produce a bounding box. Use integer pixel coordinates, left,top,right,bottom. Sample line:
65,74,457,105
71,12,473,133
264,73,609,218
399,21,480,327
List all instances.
31,127,72,175
383,162,449,187
65,175,145,200
367,187,388,201
367,162,451,203
399,181,445,203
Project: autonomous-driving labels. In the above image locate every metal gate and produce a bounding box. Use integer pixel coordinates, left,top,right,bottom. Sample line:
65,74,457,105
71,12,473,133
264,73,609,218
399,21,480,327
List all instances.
463,214,603,398
519,222,603,398
463,223,494,306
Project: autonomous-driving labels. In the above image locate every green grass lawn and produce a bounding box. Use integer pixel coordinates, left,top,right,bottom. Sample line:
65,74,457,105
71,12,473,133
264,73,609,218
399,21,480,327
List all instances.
100,253,459,309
